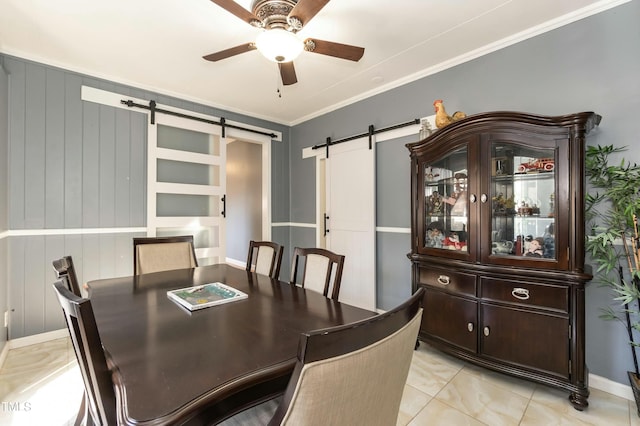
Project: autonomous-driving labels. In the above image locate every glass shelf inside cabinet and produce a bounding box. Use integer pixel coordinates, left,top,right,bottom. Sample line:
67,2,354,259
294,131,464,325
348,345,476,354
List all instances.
424,146,468,252
490,144,556,259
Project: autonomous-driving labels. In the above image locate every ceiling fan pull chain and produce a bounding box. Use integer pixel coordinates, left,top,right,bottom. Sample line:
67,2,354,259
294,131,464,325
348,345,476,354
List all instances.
276,65,282,98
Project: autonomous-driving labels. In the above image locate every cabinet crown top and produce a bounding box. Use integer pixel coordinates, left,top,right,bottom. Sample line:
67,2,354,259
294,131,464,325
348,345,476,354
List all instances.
407,111,601,151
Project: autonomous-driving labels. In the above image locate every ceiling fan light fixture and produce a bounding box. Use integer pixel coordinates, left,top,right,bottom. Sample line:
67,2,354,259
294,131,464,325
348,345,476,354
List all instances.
255,28,303,63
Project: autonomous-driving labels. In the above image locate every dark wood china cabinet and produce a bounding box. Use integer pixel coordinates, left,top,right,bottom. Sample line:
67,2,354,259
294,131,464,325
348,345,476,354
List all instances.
406,111,601,410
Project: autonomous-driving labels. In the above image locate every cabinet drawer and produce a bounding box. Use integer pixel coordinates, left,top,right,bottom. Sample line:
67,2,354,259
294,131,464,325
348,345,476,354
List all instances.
419,267,476,296
480,277,568,312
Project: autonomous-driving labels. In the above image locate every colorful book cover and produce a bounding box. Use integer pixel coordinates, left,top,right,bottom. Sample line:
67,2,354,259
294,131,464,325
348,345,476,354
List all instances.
167,282,247,311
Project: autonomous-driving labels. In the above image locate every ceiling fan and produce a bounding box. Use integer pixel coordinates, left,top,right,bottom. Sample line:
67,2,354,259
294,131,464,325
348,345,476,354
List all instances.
203,0,365,86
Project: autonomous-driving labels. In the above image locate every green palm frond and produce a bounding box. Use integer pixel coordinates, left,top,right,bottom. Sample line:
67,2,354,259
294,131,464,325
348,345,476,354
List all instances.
585,144,640,367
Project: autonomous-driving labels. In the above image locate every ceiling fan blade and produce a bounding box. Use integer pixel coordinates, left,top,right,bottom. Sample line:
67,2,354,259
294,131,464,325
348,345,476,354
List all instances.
289,0,330,27
209,0,261,27
304,38,365,62
279,62,298,86
203,43,256,62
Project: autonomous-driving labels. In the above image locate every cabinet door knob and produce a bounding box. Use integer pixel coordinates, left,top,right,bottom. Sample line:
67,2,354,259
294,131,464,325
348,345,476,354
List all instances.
480,194,488,203
483,326,490,336
470,194,477,203
437,275,450,285
467,322,474,332
511,288,530,300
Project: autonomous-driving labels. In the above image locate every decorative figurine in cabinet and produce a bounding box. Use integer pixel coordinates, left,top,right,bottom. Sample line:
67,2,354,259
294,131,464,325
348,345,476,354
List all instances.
407,111,601,410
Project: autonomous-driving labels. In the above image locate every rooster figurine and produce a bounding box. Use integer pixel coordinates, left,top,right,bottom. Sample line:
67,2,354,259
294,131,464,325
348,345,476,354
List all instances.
433,100,466,129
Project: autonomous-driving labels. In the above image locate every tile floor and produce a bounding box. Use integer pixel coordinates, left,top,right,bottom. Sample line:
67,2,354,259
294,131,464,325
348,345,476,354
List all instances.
0,337,637,425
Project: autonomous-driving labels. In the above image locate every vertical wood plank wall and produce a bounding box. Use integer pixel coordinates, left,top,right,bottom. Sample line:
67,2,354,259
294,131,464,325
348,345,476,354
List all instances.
4,58,148,338
1,56,289,339
6,60,147,231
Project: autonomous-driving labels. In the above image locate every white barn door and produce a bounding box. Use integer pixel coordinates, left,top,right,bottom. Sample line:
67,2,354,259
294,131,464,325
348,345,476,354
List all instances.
148,114,226,265
324,138,376,311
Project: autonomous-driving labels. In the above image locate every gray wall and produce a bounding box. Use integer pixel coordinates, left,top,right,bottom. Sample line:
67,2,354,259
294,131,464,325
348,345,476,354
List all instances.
1,59,9,351
376,134,414,309
290,1,640,385
1,54,290,339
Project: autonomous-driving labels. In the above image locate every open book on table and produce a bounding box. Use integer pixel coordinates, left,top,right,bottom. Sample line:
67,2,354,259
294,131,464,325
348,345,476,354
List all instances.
167,282,248,311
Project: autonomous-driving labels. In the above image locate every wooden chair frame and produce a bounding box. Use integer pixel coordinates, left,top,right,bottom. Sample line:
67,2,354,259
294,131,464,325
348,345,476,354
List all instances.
133,235,198,275
246,240,284,279
52,255,82,297
53,278,117,426
290,247,345,300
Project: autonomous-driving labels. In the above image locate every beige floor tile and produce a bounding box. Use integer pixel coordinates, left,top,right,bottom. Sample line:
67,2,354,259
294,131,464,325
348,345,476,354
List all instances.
0,338,73,398
462,362,537,400
435,369,529,426
397,384,432,426
408,398,487,426
0,338,83,426
406,343,465,397
521,386,630,426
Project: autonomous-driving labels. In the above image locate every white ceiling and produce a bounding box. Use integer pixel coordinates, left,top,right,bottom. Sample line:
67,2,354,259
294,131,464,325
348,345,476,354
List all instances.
0,0,626,125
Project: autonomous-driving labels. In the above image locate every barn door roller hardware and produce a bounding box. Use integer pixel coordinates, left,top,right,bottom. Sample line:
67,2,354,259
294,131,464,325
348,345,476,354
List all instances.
120,99,277,139
312,119,419,157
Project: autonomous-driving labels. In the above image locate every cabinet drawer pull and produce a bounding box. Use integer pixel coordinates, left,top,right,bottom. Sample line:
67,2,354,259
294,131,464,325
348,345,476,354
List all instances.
483,326,490,336
467,322,474,332
511,288,530,300
437,275,450,285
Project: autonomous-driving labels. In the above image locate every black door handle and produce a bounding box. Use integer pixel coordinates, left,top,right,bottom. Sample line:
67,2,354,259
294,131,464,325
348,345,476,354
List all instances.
324,213,330,237
221,195,226,218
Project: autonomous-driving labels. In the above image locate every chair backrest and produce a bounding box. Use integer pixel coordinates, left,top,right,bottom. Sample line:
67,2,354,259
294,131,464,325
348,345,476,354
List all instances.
52,278,117,426
52,255,82,297
133,235,198,275
290,247,345,300
268,288,424,426
246,240,284,279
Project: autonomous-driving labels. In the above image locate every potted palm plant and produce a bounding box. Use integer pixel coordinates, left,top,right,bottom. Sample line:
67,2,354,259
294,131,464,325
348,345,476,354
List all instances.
585,144,640,415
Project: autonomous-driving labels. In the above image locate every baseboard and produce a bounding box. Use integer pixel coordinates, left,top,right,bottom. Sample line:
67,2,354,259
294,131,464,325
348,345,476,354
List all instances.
8,328,68,350
589,372,634,402
225,258,245,269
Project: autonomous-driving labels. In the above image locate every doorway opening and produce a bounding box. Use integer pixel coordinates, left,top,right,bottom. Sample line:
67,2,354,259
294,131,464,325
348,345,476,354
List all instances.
225,138,272,266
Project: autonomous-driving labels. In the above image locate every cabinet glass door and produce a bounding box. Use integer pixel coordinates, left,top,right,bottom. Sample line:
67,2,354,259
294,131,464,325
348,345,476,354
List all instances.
490,143,556,259
423,146,468,252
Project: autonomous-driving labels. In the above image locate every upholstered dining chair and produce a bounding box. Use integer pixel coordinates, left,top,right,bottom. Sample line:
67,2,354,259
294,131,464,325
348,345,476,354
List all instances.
246,240,284,279
52,255,82,297
52,278,117,426
133,235,198,275
290,247,345,300
219,288,424,426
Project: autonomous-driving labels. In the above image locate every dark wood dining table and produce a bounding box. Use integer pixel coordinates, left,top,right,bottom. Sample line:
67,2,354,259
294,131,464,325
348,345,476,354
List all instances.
86,264,377,425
